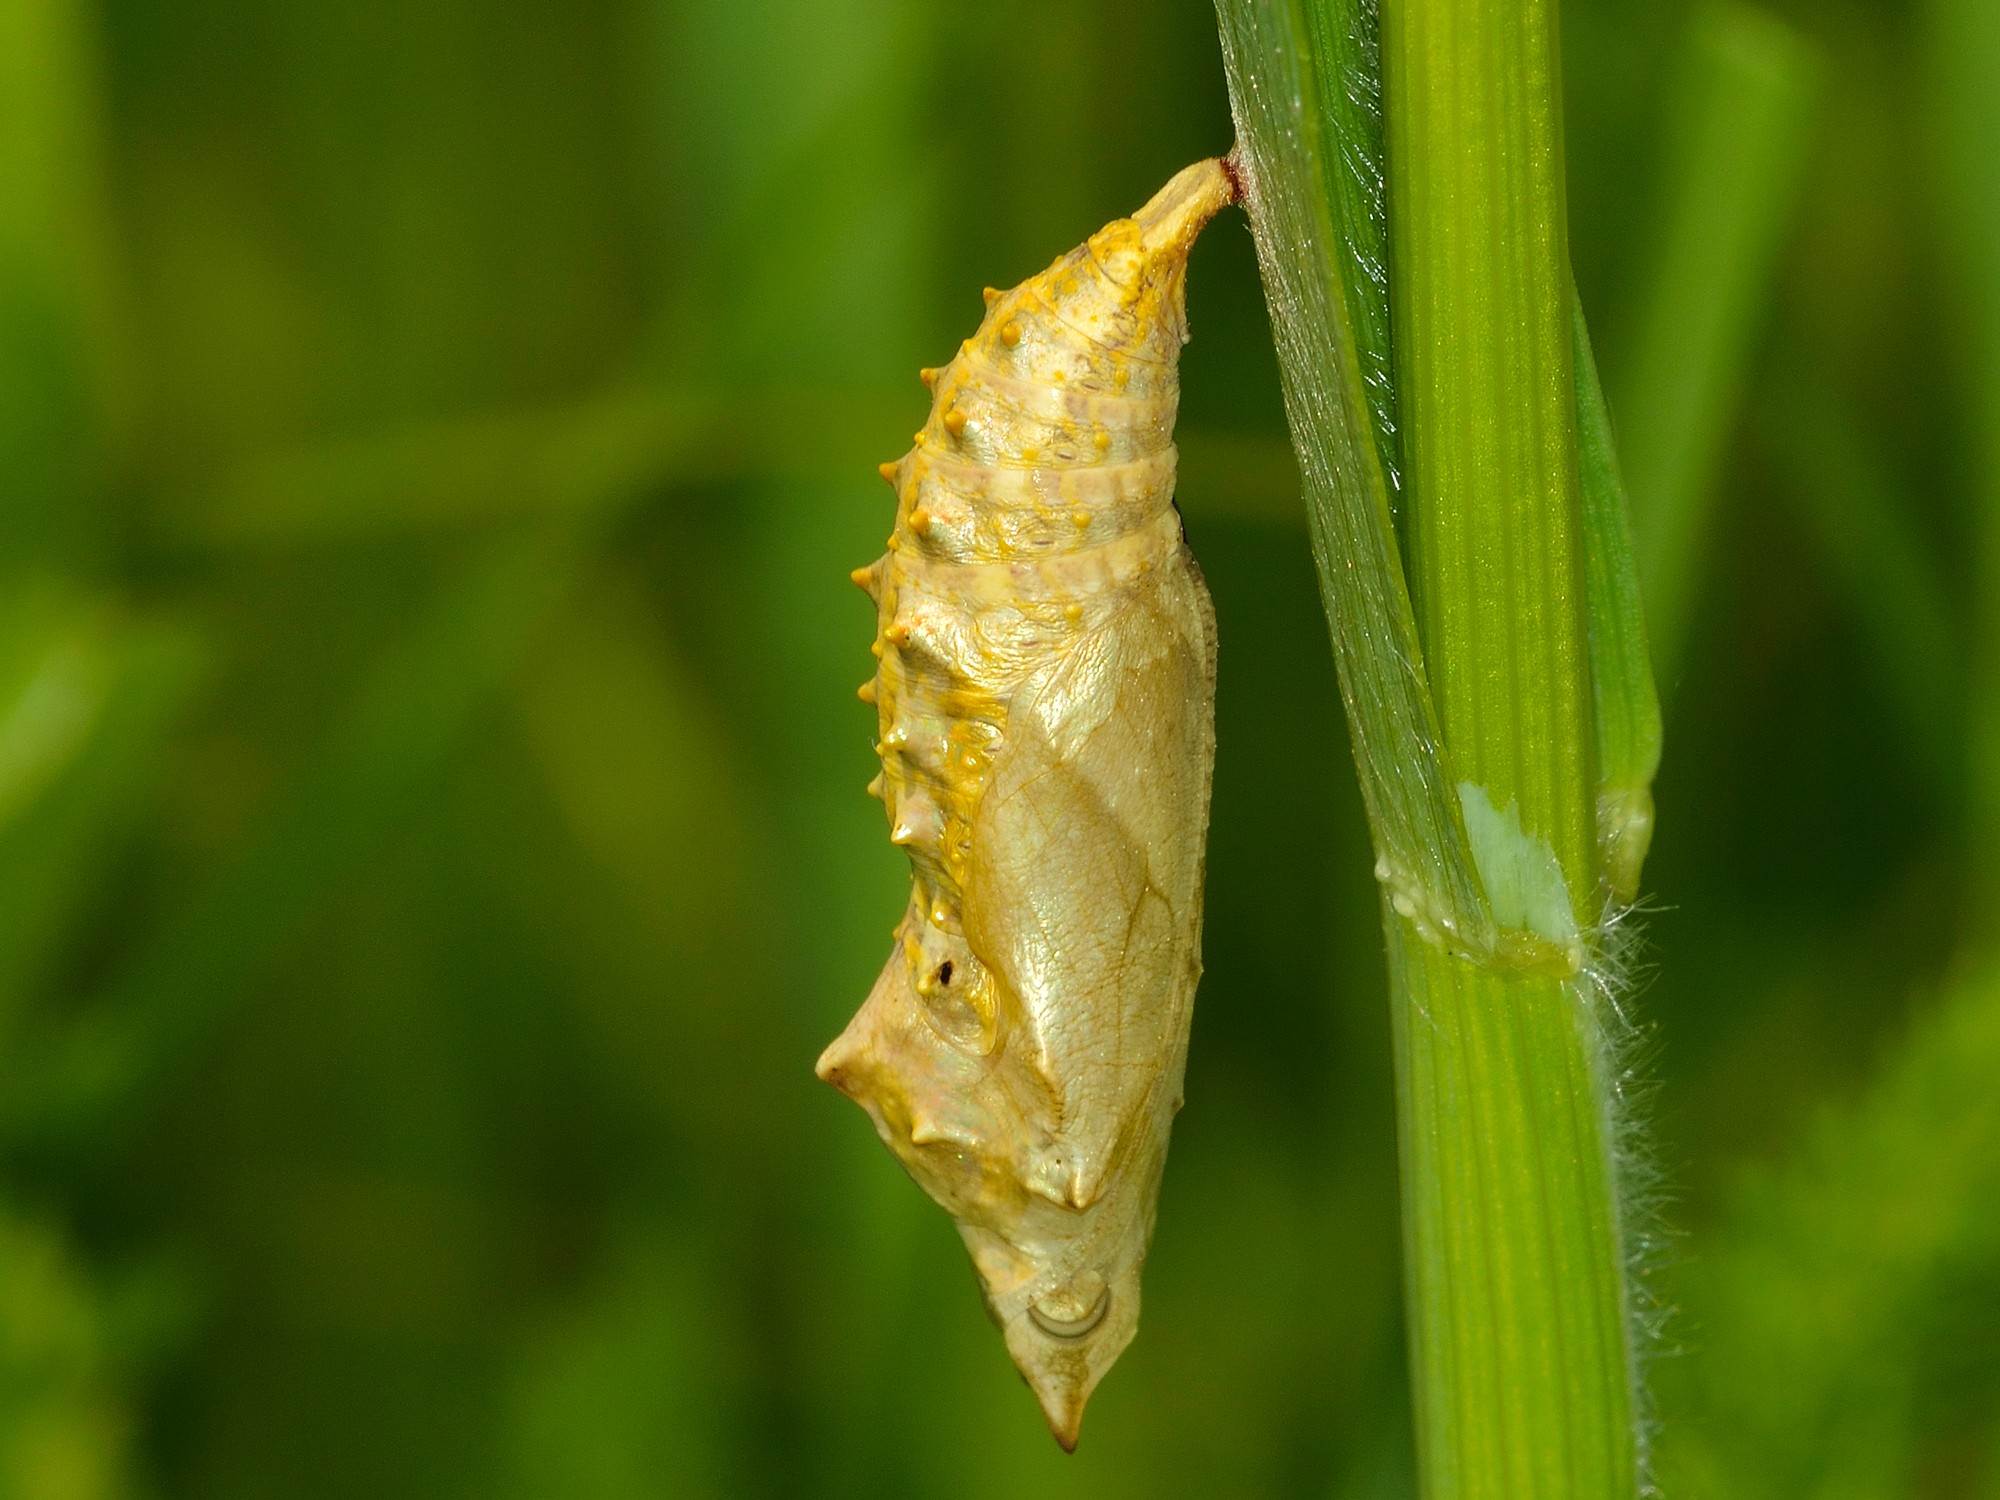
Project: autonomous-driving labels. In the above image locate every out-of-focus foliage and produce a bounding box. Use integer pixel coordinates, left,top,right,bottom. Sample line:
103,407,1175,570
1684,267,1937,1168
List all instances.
0,0,1993,1494
1658,957,2000,1498
0,1210,133,1500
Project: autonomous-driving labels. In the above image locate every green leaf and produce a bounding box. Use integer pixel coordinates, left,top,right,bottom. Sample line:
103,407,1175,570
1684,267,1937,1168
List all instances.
1616,3,1819,677
1573,298,1663,904
1214,0,1495,965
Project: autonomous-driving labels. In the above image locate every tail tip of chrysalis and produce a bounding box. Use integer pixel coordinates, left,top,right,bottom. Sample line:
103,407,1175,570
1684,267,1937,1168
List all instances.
1030,1375,1088,1454
992,1262,1138,1455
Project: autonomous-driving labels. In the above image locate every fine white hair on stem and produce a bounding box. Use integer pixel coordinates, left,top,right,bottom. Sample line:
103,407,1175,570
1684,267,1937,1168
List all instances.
1581,898,1674,1495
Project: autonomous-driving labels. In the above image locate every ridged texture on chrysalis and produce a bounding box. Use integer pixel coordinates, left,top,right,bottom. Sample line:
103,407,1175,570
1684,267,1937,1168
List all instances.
817,159,1233,1449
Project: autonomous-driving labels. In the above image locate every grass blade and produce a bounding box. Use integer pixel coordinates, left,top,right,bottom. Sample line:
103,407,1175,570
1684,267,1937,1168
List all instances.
1215,0,1495,964
1616,3,1819,678
1574,298,1664,904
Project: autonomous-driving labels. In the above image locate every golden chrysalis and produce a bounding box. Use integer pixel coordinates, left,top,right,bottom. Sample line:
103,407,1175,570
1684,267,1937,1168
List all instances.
817,158,1234,1449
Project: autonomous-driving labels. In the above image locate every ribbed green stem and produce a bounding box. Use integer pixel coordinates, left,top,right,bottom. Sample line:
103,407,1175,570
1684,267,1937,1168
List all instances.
1382,0,1636,1492
1386,0,1593,891
1215,0,1647,1486
1389,937,1634,1496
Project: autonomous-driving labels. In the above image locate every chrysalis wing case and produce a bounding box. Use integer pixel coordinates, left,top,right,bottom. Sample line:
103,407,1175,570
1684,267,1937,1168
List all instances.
817,158,1235,1449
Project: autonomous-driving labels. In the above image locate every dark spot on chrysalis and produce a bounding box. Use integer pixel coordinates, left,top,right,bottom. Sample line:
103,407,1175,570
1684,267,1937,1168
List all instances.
936,960,954,987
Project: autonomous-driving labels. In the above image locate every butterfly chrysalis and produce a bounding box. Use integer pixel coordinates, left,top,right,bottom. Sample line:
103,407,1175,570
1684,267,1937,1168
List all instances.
817,158,1235,1449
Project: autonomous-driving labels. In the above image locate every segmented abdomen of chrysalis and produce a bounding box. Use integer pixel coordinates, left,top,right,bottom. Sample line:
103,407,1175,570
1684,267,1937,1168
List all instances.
816,159,1234,1449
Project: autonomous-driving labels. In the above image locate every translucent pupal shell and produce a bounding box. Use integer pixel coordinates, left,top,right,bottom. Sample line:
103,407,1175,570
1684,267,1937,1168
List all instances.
817,158,1233,1448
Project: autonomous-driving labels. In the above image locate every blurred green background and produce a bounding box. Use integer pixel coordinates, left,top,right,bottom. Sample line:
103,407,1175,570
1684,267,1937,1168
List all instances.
2,0,1997,1495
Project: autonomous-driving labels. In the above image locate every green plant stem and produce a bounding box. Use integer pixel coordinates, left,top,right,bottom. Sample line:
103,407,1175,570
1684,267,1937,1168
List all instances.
1216,0,1648,1485
1386,0,1594,891
1389,937,1633,1497
1382,0,1636,1492
1215,0,1495,962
